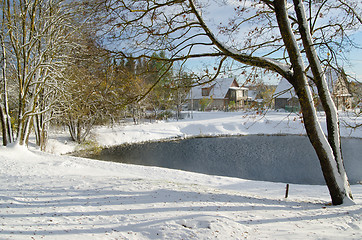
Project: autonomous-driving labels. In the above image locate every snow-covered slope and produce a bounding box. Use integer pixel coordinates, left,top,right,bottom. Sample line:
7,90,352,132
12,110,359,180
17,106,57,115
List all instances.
1,111,361,239
1,144,361,239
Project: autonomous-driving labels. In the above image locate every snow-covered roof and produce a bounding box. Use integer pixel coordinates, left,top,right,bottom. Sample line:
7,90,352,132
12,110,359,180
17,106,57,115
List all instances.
248,90,258,101
187,78,238,100
273,78,296,99
274,67,350,100
229,86,248,90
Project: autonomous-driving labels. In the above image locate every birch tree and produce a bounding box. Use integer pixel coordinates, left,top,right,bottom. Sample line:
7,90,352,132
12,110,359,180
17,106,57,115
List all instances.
0,0,79,146
0,34,13,146
99,0,361,205
0,2,14,146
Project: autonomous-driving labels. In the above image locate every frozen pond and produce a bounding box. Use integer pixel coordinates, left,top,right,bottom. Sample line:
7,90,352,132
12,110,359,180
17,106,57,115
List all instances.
89,135,362,185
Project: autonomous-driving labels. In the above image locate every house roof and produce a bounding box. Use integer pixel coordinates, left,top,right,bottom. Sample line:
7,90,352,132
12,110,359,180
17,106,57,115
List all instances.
273,78,296,99
248,90,259,101
187,78,240,100
273,67,349,99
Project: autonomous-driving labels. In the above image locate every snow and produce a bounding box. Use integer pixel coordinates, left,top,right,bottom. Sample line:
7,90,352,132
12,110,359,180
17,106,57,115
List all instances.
1,111,362,239
47,111,361,154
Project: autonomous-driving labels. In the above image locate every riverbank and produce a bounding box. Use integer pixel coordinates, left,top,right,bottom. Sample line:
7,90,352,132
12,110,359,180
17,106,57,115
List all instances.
1,111,361,239
46,111,362,155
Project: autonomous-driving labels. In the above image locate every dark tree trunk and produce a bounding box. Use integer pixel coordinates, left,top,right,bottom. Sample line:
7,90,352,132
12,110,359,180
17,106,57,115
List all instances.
274,0,352,205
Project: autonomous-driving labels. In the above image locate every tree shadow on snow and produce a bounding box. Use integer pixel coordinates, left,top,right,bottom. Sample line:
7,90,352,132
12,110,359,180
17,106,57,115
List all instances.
0,180,360,237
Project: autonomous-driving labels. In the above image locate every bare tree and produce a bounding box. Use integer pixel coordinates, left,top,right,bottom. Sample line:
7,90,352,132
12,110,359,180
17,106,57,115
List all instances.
0,3,13,146
0,0,81,146
59,47,114,143
99,0,361,205
0,34,13,146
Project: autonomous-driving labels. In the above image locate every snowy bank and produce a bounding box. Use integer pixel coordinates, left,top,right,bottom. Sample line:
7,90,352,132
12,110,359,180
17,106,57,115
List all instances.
0,146,361,240
1,111,361,239
47,111,362,155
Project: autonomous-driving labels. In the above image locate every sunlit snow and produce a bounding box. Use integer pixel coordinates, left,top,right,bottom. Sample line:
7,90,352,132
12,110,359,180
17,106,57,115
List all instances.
1,111,361,239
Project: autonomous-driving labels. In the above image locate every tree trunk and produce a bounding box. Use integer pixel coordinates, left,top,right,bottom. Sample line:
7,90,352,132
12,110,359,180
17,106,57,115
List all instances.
34,115,41,146
19,115,32,146
0,34,13,145
292,0,352,201
0,104,7,146
294,73,352,205
67,116,79,143
40,127,48,151
274,0,353,205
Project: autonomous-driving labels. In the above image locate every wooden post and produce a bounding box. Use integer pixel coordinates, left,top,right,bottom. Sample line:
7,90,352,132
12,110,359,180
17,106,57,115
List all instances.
285,184,289,198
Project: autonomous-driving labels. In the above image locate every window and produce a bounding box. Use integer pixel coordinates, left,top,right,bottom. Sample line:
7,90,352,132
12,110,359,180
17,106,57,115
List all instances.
202,88,209,96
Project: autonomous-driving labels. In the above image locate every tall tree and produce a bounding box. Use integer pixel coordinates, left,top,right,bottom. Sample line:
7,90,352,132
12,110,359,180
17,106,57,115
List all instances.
0,0,80,146
100,0,361,205
59,39,122,143
0,2,14,146
144,52,174,119
0,33,13,146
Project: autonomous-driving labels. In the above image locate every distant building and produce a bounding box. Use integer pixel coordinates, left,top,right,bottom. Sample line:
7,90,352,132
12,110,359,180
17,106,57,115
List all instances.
186,78,248,111
273,78,300,112
325,68,352,110
247,89,263,107
246,84,276,109
273,68,352,111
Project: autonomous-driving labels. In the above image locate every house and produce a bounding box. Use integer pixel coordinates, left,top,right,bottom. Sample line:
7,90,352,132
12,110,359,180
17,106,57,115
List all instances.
186,78,248,111
325,68,352,110
273,78,300,112
246,84,276,109
247,89,263,107
273,68,352,111
349,81,362,109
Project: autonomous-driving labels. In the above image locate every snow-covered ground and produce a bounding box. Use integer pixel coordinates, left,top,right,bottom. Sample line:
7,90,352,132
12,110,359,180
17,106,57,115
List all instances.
1,111,361,239
47,111,362,155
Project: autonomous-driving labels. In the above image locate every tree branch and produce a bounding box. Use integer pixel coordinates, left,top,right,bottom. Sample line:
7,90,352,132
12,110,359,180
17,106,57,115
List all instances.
188,0,293,80
338,0,362,24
